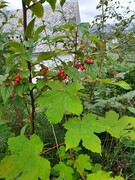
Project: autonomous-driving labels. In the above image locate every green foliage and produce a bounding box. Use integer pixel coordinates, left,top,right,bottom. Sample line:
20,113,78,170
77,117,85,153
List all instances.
37,81,84,124
74,154,92,173
53,162,74,180
0,0,135,179
98,111,135,139
87,170,124,180
30,2,44,18
25,18,36,38
64,113,106,153
0,134,50,179
0,82,13,103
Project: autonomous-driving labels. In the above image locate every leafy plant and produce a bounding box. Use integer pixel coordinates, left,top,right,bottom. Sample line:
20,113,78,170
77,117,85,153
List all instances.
0,0,135,179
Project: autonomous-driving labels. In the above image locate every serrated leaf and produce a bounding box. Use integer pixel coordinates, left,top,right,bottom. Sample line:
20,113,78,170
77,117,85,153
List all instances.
87,170,124,180
37,81,83,124
64,114,106,153
53,162,74,180
8,41,25,53
0,74,9,84
0,134,50,180
15,84,23,97
98,79,131,90
65,66,81,81
6,54,18,65
30,2,44,18
98,111,135,139
36,79,47,89
1,83,13,103
25,18,36,38
12,96,25,111
74,154,92,173
37,51,56,62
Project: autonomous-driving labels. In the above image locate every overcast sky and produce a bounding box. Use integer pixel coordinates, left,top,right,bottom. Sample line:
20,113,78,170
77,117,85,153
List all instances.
5,0,135,23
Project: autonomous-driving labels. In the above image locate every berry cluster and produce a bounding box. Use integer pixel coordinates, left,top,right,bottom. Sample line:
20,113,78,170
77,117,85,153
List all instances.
13,73,21,86
74,64,86,70
57,70,67,80
40,65,48,75
84,55,94,64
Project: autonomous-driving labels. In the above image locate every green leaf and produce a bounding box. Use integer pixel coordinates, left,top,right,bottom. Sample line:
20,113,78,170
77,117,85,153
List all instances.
64,113,106,153
0,134,50,180
65,66,81,81
25,18,36,38
30,2,44,18
0,74,9,84
37,81,83,124
52,35,68,42
8,41,25,53
87,170,124,180
15,84,23,97
0,101,3,123
74,154,92,173
1,83,13,103
37,51,56,62
6,54,19,65
127,107,135,114
60,0,66,7
36,79,47,89
107,52,119,61
12,96,26,111
98,79,131,90
46,0,57,11
98,111,135,139
71,50,84,58
53,162,74,180
34,25,45,40
23,0,31,6
86,35,103,46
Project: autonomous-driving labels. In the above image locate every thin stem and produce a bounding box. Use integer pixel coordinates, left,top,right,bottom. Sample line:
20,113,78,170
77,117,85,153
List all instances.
69,149,86,180
22,0,35,134
52,125,59,149
40,142,64,155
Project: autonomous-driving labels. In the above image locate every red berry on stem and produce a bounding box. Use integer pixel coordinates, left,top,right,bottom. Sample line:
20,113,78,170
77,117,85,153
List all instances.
80,64,86,70
5,82,10,87
89,60,94,64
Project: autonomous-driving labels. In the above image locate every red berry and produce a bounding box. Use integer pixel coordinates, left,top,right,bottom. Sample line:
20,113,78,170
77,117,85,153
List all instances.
15,76,21,82
80,65,86,70
84,59,89,64
74,64,80,69
88,55,92,59
61,70,64,74
5,82,10,87
13,80,18,86
84,59,94,64
57,70,61,75
11,92,16,97
28,114,32,119
62,74,67,80
89,60,94,64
